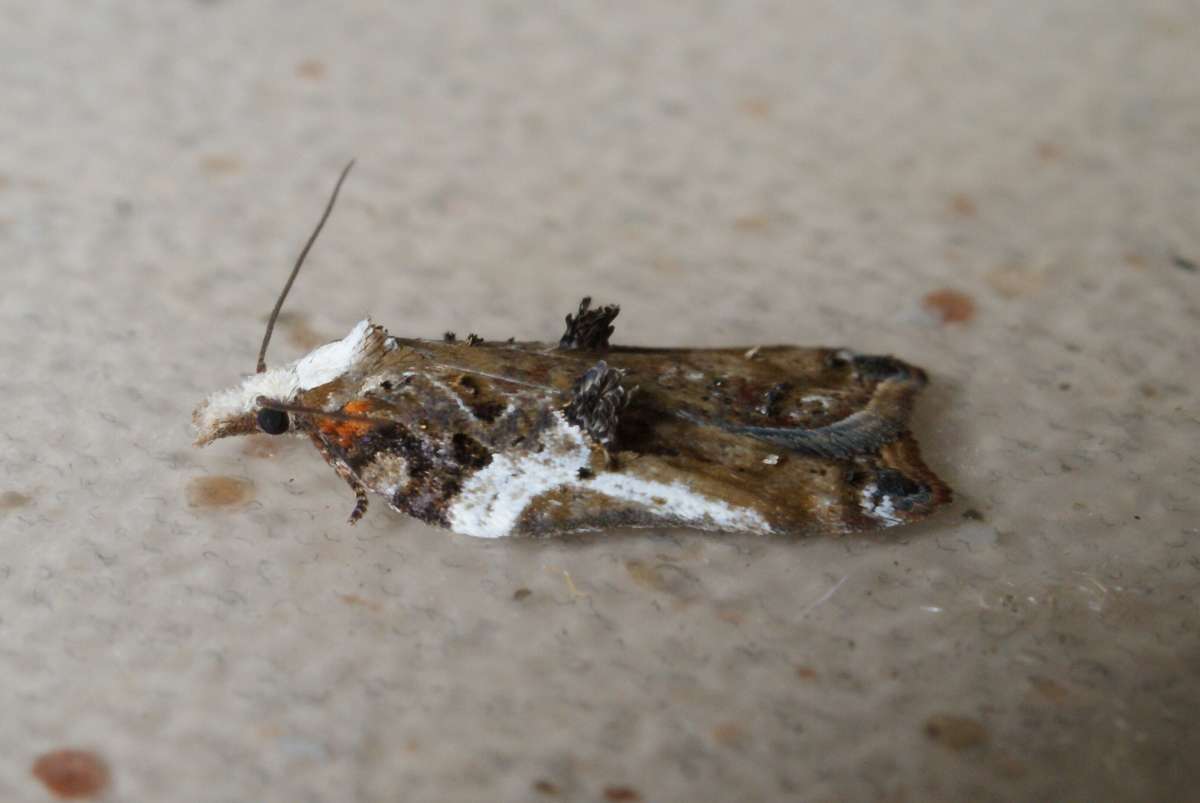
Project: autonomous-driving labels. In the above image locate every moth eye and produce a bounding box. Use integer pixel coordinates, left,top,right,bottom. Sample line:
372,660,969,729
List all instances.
256,408,290,435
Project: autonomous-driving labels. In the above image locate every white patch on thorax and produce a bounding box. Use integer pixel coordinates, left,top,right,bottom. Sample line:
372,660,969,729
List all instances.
859,483,902,527
295,318,373,390
446,412,772,538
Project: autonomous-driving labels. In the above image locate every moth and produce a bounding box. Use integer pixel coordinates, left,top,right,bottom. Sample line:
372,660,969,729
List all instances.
194,163,951,537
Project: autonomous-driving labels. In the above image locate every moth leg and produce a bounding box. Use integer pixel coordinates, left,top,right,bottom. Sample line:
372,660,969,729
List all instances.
328,461,370,524
309,433,370,524
347,482,369,524
564,360,631,450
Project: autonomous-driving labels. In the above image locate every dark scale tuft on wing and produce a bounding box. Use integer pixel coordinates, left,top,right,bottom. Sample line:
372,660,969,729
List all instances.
559,297,620,350
563,360,630,448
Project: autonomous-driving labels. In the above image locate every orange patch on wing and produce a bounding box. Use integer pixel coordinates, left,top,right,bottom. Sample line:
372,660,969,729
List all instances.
319,399,381,447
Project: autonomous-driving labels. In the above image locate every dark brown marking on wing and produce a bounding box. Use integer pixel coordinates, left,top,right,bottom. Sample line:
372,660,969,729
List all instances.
452,374,507,422
451,432,493,470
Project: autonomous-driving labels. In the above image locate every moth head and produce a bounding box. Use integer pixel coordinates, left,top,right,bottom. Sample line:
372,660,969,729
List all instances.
193,318,376,445
194,161,364,447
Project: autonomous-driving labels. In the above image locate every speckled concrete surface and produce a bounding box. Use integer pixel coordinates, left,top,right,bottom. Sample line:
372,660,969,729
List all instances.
2,2,1198,801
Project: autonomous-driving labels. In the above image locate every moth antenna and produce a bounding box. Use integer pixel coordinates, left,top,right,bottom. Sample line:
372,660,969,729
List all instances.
256,159,356,373
255,396,384,424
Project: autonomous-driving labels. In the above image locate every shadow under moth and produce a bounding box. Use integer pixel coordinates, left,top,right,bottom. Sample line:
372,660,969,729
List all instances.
194,163,951,537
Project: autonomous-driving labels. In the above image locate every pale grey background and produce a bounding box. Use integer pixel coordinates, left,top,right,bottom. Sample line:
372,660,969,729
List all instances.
2,2,1198,801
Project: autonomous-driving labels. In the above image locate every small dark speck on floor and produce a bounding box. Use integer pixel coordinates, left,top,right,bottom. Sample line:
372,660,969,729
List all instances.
296,58,327,80
924,714,988,750
1172,254,1197,272
533,779,560,795
0,490,32,509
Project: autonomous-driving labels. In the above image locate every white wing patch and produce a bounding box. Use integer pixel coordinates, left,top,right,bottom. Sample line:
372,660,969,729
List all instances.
446,413,589,538
587,473,772,534
446,412,772,538
859,483,903,527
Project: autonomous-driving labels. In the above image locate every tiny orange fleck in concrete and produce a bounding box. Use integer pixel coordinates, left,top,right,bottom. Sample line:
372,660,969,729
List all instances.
296,58,327,80
604,786,641,802
1123,252,1146,270
651,256,683,274
739,98,772,118
922,289,976,324
732,215,771,233
187,476,254,508
712,721,746,746
996,755,1028,778
795,665,818,680
949,193,977,218
339,593,383,613
714,606,745,624
924,714,988,750
1036,141,1063,162
200,154,243,175
1028,675,1069,703
32,749,110,799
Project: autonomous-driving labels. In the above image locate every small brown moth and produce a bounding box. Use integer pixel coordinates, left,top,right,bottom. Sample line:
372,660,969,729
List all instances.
194,164,951,537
